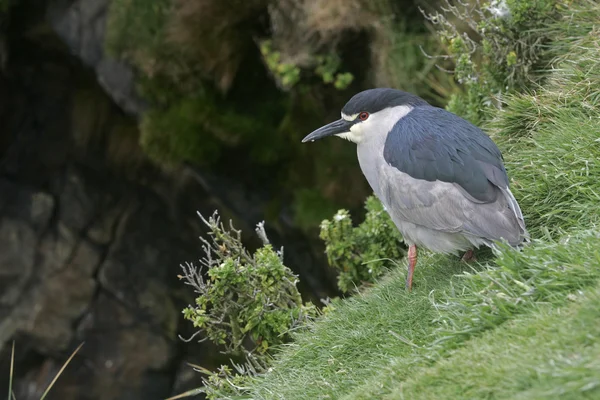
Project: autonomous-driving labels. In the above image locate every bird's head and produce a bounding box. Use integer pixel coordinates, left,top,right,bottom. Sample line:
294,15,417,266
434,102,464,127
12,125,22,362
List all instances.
302,88,428,144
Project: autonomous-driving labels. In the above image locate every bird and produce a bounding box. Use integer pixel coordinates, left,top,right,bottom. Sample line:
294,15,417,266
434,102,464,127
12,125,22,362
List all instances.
302,88,528,291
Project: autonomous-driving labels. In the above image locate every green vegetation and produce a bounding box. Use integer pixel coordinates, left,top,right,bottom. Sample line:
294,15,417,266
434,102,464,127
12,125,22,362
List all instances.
181,212,316,357
176,0,600,398
371,17,460,105
178,212,318,399
259,40,355,91
319,196,404,293
361,277,600,399
105,0,172,72
491,31,600,238
247,231,600,399
427,0,569,125
104,0,461,229
106,0,286,162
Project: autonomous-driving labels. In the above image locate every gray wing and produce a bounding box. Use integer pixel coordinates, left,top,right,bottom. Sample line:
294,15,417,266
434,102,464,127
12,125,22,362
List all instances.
378,165,527,246
383,106,509,203
379,106,527,245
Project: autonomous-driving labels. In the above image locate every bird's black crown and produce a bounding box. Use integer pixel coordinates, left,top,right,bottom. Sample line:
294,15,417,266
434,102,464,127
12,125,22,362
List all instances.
342,88,429,116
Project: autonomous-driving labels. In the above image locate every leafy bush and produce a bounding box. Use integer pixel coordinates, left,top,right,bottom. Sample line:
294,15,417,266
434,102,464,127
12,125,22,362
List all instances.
424,0,567,124
319,196,405,292
259,40,354,91
181,212,317,356
178,211,317,399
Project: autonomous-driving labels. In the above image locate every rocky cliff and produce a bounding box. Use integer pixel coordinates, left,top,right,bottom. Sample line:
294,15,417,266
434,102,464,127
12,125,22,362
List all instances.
0,0,338,398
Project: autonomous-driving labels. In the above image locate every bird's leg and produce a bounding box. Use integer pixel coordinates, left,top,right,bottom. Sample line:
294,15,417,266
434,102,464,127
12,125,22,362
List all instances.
406,245,418,291
461,249,476,263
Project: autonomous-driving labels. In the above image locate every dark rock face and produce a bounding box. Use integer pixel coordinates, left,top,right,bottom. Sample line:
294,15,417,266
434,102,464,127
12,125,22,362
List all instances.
0,34,209,395
47,0,147,117
0,1,338,398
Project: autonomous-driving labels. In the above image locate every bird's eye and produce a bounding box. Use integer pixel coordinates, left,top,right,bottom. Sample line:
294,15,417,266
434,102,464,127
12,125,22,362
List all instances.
358,112,369,121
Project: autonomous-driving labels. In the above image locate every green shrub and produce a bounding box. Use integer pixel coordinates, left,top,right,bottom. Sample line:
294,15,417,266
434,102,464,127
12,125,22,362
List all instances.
181,212,317,356
259,40,354,91
425,0,568,124
319,196,405,293
179,212,317,399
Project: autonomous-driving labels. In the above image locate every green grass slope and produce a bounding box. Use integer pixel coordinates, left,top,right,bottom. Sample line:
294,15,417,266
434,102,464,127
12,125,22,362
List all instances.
241,4,600,400
368,280,600,400
247,231,600,399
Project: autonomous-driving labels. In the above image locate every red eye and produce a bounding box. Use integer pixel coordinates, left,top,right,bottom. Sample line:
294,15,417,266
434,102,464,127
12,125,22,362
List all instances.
359,112,369,121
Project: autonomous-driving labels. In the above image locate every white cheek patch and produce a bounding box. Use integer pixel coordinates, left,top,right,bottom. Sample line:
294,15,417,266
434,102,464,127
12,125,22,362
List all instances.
336,124,363,143
335,132,354,141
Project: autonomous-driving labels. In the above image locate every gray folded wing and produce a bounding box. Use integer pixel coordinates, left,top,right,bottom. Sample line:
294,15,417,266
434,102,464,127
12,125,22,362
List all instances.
379,106,528,246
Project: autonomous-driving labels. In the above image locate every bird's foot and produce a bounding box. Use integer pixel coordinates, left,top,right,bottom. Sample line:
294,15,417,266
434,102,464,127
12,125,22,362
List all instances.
461,249,476,263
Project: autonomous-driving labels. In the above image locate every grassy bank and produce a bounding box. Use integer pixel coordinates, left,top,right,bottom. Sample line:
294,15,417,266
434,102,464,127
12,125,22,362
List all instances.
237,2,600,399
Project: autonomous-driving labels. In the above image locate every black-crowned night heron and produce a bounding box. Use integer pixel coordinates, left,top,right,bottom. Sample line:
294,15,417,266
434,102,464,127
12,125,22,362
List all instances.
303,88,528,291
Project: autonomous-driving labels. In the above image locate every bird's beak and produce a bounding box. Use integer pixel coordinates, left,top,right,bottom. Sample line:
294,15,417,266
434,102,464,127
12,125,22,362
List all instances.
302,119,352,143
